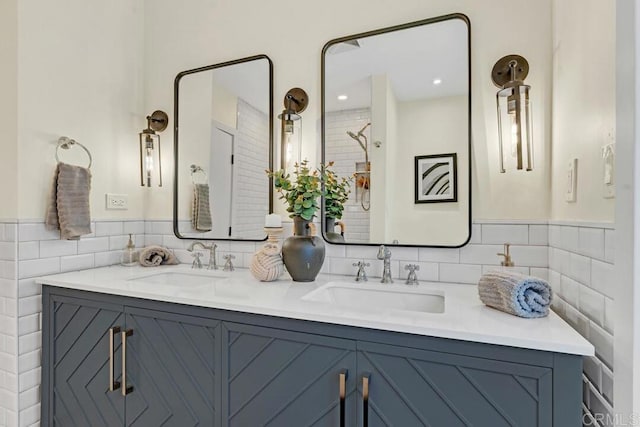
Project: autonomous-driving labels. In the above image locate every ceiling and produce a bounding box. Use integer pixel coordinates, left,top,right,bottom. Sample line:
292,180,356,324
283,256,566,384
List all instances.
212,58,270,115
324,18,469,112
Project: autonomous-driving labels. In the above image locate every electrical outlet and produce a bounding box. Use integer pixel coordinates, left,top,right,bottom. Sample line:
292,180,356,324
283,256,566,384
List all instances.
106,193,128,210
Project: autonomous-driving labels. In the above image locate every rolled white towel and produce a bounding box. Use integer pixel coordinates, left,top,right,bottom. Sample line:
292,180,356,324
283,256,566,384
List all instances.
478,270,552,318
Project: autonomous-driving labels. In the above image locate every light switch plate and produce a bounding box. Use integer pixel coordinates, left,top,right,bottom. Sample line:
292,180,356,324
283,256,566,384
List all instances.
602,144,615,199
106,193,128,210
566,159,577,203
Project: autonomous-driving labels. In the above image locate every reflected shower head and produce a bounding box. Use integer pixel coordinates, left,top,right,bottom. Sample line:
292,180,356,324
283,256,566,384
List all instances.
347,131,358,139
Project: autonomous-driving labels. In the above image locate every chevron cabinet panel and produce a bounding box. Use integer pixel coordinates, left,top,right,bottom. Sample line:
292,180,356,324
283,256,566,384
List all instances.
222,323,357,427
356,341,553,427
46,295,125,426
124,308,221,427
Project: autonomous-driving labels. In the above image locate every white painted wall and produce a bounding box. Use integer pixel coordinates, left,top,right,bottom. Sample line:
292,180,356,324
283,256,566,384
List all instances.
551,0,616,222
17,0,145,221
0,0,18,221
388,95,469,245
142,0,553,222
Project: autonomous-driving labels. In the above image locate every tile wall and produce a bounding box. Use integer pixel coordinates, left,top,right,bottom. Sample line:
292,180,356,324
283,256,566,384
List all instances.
0,223,17,426
0,218,615,426
546,223,615,426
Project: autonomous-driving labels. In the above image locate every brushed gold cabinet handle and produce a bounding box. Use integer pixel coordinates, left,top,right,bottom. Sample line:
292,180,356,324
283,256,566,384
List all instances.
362,373,370,427
108,326,121,392
339,370,347,427
121,329,134,396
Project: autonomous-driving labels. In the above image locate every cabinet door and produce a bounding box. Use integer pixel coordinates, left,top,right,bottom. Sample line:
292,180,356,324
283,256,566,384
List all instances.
357,341,553,427
222,322,357,427
123,307,221,426
45,295,125,426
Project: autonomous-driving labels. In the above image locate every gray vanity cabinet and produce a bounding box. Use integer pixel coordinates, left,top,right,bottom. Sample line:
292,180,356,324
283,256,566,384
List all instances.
41,290,221,426
221,322,357,427
42,286,583,426
356,341,553,427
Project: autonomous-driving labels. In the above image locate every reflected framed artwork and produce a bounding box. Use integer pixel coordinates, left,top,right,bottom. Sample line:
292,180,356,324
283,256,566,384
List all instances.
415,153,458,203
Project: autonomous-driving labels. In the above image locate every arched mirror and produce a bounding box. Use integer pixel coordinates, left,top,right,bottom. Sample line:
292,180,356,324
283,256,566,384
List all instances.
173,55,273,241
321,14,471,247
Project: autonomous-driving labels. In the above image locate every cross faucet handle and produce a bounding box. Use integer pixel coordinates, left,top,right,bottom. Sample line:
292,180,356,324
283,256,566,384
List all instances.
404,264,420,285
191,252,203,269
223,254,236,272
353,260,370,282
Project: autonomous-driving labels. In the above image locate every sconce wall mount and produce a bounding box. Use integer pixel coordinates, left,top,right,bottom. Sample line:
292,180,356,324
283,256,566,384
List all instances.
139,110,168,187
492,54,533,173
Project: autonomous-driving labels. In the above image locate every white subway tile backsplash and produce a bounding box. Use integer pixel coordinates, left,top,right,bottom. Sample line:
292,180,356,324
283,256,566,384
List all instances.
460,245,504,265
583,356,601,389
578,228,605,260
77,237,110,254
509,246,548,268
604,229,615,263
18,223,59,242
589,322,613,370
470,224,481,244
18,258,60,279
590,260,614,299
481,224,529,245
530,268,549,280
18,242,39,261
601,364,613,404
439,263,481,284
481,265,530,276
418,247,460,263
39,240,77,258
560,276,580,307
60,254,95,272
528,225,549,246
578,286,605,326
94,251,122,267
569,253,591,286
123,221,145,235
95,221,124,237
560,226,580,252
604,297,614,334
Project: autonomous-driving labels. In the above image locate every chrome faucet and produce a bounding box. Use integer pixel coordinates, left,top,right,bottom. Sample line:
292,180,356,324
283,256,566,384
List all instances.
377,245,393,284
187,241,218,270
353,260,370,282
404,264,420,285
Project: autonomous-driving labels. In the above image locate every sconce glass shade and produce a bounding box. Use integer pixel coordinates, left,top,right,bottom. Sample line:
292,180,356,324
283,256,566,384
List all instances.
139,110,168,187
279,111,302,170
492,54,533,173
139,131,162,187
496,83,533,173
278,88,308,170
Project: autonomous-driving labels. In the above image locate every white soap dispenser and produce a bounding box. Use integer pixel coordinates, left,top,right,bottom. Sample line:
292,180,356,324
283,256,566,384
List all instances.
121,234,139,267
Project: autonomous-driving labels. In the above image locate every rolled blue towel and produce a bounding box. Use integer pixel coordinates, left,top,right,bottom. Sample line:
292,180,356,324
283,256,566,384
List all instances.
478,271,553,318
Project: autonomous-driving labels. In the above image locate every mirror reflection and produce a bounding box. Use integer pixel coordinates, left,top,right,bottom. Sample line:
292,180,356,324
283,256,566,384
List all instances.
174,56,273,241
322,15,470,247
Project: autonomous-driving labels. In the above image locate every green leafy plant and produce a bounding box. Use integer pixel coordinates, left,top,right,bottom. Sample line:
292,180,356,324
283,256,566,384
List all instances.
267,160,322,221
322,161,352,220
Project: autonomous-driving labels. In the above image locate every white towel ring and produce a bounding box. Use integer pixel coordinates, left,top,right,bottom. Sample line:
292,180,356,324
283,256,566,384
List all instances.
190,164,207,184
56,137,92,169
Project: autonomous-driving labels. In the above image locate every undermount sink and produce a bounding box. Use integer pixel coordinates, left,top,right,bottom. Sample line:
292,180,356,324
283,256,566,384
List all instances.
302,281,445,314
127,271,228,286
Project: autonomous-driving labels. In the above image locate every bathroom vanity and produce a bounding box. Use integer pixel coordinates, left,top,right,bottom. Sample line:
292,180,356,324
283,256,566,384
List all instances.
38,266,592,426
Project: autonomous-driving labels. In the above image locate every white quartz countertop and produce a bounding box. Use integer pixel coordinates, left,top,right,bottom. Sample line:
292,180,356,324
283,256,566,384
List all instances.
35,264,594,356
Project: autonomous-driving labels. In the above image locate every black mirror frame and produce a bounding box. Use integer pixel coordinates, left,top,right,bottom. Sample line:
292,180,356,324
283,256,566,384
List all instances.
320,13,472,248
173,54,274,241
